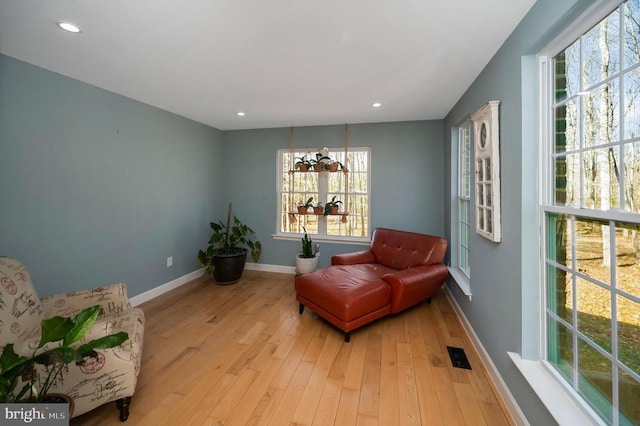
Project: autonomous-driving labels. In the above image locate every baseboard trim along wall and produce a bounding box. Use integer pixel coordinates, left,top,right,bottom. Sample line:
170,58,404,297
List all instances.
130,268,205,306
442,285,528,426
130,263,296,306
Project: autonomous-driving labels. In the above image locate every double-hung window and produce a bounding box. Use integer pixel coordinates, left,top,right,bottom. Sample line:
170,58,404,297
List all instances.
277,147,370,240
543,1,640,424
458,122,472,277
449,121,472,296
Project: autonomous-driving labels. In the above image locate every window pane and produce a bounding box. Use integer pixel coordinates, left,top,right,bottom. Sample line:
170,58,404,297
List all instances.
623,142,640,212
547,316,574,383
624,0,640,69
578,339,613,424
555,40,580,102
624,70,640,139
583,9,620,89
547,264,573,323
581,147,621,210
577,277,612,353
617,295,640,374
555,153,580,206
555,99,579,153
575,218,611,285
583,80,620,148
615,221,640,295
619,367,640,424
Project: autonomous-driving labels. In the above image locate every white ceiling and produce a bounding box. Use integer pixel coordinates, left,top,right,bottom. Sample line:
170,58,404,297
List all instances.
0,0,535,130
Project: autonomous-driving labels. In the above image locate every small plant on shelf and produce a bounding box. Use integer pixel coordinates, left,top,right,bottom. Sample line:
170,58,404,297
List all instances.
324,195,343,216
297,197,314,214
313,201,324,215
294,155,312,171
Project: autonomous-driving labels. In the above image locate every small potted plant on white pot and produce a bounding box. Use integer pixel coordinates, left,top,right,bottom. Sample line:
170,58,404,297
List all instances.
295,227,319,275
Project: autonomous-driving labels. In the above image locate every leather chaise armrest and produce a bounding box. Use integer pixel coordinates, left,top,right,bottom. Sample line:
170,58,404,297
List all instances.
382,264,449,313
331,250,377,265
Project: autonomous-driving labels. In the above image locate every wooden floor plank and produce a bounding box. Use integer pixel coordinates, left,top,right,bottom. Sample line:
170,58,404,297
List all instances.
70,271,515,426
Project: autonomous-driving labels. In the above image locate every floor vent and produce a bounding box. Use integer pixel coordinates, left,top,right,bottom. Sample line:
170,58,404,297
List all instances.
446,346,472,370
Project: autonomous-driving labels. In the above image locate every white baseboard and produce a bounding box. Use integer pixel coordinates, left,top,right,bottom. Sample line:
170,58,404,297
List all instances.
129,263,295,307
245,262,296,274
442,285,528,426
130,268,205,306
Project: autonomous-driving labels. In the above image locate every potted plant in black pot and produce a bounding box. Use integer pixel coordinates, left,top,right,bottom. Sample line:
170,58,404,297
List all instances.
0,305,128,415
196,202,262,285
295,227,319,275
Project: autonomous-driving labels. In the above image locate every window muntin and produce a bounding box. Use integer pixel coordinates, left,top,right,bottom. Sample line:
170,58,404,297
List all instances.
546,2,640,424
458,123,472,276
277,147,370,239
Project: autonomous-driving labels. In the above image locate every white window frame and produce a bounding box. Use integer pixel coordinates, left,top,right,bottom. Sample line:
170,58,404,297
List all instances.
274,147,371,244
449,122,472,298
530,1,640,424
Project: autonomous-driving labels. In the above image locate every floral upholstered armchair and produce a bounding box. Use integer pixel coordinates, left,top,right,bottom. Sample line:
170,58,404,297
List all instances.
0,257,144,421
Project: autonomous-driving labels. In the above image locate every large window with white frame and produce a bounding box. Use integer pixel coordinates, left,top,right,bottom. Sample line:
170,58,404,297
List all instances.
458,122,472,277
277,147,370,240
544,1,640,424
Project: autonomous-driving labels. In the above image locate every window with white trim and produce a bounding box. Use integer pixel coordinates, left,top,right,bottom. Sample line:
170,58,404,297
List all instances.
544,1,640,424
458,122,472,277
277,147,370,239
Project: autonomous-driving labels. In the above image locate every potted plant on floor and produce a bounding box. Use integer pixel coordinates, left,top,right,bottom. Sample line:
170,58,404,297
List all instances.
0,305,129,413
196,202,262,284
295,226,319,274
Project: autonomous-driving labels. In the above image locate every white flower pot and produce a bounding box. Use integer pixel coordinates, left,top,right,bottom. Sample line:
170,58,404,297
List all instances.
296,254,318,274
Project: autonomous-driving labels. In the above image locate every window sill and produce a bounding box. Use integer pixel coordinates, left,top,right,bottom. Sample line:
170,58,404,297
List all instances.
272,233,371,246
447,267,472,300
507,352,605,426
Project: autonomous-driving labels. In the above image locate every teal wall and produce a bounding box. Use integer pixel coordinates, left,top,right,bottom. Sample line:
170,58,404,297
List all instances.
222,120,445,268
443,0,596,424
0,54,223,297
0,54,445,293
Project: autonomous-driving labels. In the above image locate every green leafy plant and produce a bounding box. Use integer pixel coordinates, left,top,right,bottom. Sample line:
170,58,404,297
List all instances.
294,155,312,170
196,203,262,274
0,305,129,402
324,195,343,216
300,226,318,259
298,197,314,209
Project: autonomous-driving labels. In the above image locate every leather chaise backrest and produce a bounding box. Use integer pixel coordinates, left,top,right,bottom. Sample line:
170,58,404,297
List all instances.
369,228,447,270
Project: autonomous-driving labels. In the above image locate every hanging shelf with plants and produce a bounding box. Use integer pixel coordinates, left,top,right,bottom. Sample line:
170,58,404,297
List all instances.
287,125,350,222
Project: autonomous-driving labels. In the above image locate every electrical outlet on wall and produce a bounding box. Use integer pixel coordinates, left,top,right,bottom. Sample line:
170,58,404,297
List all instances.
166,256,173,267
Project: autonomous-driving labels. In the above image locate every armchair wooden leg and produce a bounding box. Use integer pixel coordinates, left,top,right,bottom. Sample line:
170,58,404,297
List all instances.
344,332,350,343
298,303,305,314
427,297,432,304
116,397,132,422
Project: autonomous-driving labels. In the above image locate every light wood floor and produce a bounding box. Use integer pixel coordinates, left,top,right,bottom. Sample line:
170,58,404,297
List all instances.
71,270,513,426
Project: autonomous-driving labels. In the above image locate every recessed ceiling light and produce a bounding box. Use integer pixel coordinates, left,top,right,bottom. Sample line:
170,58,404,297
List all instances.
236,112,245,116
56,21,82,33
372,102,382,108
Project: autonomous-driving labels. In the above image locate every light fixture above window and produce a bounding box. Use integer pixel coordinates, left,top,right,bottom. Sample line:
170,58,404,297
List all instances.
56,21,82,33
372,102,381,108
236,112,245,117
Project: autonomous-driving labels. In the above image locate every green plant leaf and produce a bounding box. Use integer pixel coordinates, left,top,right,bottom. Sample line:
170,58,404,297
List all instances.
32,347,77,366
77,331,128,354
39,316,74,348
63,305,101,346
0,344,27,372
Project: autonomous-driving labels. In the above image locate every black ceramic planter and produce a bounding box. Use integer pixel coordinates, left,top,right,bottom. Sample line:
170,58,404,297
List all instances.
212,249,247,284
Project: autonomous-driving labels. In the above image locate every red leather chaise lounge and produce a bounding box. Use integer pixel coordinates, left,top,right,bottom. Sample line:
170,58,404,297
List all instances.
295,227,448,342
